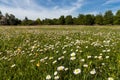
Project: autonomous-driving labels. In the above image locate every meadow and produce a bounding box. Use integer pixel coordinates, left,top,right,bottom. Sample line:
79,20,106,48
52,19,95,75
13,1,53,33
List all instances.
0,26,120,80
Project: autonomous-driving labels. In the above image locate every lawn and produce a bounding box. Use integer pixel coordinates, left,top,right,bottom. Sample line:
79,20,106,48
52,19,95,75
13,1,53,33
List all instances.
0,26,120,80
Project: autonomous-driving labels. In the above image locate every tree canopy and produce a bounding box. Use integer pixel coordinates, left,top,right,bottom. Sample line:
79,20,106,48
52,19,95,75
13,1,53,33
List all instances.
0,10,120,25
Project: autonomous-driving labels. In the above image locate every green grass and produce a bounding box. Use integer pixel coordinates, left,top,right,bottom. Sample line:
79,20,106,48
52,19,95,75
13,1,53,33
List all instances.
0,26,120,80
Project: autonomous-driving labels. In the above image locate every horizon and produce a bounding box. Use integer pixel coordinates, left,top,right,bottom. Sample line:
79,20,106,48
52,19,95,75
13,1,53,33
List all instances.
0,0,120,20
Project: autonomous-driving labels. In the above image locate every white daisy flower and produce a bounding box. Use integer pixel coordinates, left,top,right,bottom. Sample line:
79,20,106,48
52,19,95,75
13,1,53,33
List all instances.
73,68,81,75
46,75,51,80
57,66,64,71
90,69,96,75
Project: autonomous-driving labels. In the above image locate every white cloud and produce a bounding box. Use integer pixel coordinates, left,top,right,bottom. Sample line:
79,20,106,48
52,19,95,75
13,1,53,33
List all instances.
0,0,84,20
104,0,120,5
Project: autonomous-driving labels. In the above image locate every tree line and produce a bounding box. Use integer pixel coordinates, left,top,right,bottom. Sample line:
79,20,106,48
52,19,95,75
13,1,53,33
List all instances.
0,10,120,25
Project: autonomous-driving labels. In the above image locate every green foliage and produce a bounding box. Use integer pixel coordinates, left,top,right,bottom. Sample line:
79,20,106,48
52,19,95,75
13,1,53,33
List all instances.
84,14,95,25
78,14,85,25
73,17,79,25
35,18,42,25
103,10,114,25
1,9,120,25
42,18,53,25
65,15,73,25
22,17,34,25
114,10,120,25
95,14,103,25
59,15,65,25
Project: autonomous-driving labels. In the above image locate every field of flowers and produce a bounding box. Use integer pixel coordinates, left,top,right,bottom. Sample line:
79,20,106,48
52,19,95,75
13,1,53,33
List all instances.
0,26,120,80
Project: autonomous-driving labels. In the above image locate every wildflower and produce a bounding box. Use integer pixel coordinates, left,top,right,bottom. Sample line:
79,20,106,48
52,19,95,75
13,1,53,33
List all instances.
98,56,102,60
54,71,58,76
73,68,81,75
46,75,51,80
106,56,109,59
80,59,85,62
108,77,114,80
70,57,76,60
65,68,68,71
83,64,88,68
30,59,35,63
54,76,59,80
90,69,96,75
57,66,64,71
11,64,16,68
63,51,66,54
70,52,76,57
86,46,88,48
36,62,40,67
101,63,105,66
87,56,92,59
107,49,110,52
40,59,45,62
53,60,57,64
94,56,98,58
58,56,64,60
49,57,54,60
44,57,48,60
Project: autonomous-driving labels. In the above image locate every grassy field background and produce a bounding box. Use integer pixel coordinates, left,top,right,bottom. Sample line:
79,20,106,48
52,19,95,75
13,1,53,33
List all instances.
0,26,120,80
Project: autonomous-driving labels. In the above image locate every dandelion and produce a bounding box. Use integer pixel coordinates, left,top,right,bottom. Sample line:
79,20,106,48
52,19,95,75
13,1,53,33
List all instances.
36,62,40,67
73,68,81,75
90,69,96,75
46,75,51,80
54,76,59,80
57,66,64,71
108,77,114,80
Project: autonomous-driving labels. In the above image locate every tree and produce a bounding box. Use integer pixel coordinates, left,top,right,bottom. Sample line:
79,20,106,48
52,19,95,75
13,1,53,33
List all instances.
52,18,59,25
5,13,10,25
73,17,79,25
59,15,65,25
84,14,95,25
42,18,53,25
103,10,113,25
114,10,120,25
9,14,16,25
22,17,34,25
95,14,103,25
78,14,85,25
65,15,73,25
0,11,2,19
35,18,42,25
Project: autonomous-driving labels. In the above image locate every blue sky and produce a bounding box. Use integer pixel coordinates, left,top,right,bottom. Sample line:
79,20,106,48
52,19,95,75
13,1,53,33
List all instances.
0,0,120,20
